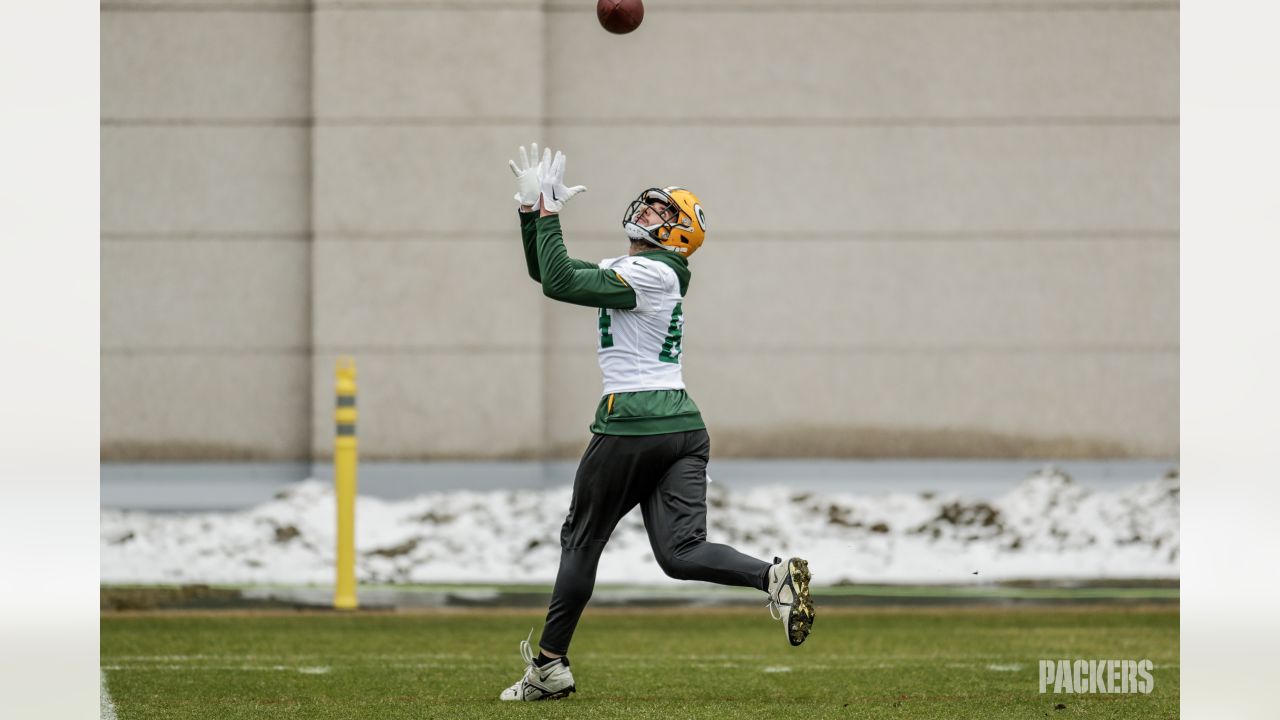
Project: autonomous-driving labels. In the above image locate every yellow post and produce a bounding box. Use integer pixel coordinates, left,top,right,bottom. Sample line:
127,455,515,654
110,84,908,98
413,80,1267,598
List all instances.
333,357,359,610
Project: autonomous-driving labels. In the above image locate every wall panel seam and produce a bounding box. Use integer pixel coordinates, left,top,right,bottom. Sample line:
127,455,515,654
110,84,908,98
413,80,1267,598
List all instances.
306,232,1181,242
304,0,318,469
101,2,1178,13
548,1,1179,11
103,349,313,356
542,117,1179,128
104,1,1172,13
102,234,311,241
103,5,311,13
100,232,1179,242
556,347,1182,355
102,117,1179,127
102,119,315,127
98,346,1182,355
101,2,544,12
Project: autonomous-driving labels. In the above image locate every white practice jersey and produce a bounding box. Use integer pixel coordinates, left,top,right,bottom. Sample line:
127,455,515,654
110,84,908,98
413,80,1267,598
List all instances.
595,254,686,395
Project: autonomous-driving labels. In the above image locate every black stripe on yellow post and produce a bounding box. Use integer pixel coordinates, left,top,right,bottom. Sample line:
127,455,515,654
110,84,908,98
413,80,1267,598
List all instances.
333,358,358,610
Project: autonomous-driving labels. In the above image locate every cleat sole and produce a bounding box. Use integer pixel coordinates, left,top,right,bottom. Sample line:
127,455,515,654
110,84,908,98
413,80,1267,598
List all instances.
787,558,815,646
539,685,576,701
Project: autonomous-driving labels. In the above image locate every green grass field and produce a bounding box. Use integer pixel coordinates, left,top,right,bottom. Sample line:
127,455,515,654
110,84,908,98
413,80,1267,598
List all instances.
101,605,1178,719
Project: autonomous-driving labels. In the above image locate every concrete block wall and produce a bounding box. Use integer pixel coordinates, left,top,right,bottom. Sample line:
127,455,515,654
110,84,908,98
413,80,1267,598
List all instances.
309,0,548,460
101,4,313,460
102,0,1178,461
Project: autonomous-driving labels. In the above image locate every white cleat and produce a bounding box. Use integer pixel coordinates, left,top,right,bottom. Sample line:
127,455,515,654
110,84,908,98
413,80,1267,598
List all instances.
498,632,576,701
765,556,815,646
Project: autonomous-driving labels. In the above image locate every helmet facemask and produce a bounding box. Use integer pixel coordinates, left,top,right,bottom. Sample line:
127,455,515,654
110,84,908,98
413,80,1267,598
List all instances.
622,188,683,248
621,186,706,256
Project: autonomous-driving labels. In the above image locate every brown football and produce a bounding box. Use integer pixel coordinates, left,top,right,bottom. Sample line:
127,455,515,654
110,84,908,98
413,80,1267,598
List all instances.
597,0,644,35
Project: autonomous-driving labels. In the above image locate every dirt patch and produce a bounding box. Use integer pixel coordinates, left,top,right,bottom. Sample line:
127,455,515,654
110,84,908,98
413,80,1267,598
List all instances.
101,585,305,612
366,539,419,558
273,525,301,543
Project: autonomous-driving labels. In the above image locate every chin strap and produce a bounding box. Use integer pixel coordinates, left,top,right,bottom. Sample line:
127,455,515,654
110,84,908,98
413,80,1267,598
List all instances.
624,223,672,254
623,221,657,243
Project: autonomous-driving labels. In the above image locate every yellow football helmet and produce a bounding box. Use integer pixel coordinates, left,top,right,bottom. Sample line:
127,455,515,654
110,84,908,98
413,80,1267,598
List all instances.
622,186,707,256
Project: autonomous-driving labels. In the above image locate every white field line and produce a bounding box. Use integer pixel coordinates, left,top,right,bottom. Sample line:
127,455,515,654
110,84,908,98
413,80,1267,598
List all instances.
99,658,1183,673
105,660,1177,673
102,664,333,673
107,653,453,662
107,652,1061,663
100,670,119,720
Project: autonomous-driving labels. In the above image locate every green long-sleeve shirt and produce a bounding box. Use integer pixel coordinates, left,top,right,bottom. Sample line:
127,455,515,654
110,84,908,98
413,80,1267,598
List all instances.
518,210,636,309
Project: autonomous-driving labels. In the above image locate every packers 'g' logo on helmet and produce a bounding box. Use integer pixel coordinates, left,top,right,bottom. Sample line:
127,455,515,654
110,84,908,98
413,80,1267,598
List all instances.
622,186,707,256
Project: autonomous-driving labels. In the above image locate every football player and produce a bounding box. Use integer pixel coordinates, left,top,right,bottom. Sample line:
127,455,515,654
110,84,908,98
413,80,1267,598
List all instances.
498,145,814,702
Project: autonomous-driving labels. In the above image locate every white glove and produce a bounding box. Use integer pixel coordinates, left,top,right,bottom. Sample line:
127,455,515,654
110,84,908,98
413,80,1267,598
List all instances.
508,143,541,209
537,148,587,213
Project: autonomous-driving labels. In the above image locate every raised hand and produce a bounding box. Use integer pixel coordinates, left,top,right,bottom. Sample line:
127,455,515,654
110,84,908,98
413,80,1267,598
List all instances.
508,143,542,210
538,148,587,213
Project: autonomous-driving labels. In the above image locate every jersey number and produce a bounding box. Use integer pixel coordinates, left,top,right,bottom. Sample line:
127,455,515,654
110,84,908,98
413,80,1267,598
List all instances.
659,302,684,364
598,308,614,348
599,304,684,362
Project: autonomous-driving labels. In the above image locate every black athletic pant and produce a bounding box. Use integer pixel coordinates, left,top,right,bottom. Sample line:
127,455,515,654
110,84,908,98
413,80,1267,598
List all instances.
539,428,772,655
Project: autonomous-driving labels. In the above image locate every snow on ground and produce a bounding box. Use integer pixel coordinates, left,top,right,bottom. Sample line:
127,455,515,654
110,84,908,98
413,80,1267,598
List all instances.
101,466,1178,586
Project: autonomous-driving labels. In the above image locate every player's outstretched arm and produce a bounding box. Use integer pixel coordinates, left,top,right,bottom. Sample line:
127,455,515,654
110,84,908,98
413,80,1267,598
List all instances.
535,214,636,309
511,144,595,284
530,148,635,308
510,144,546,283
517,210,543,283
